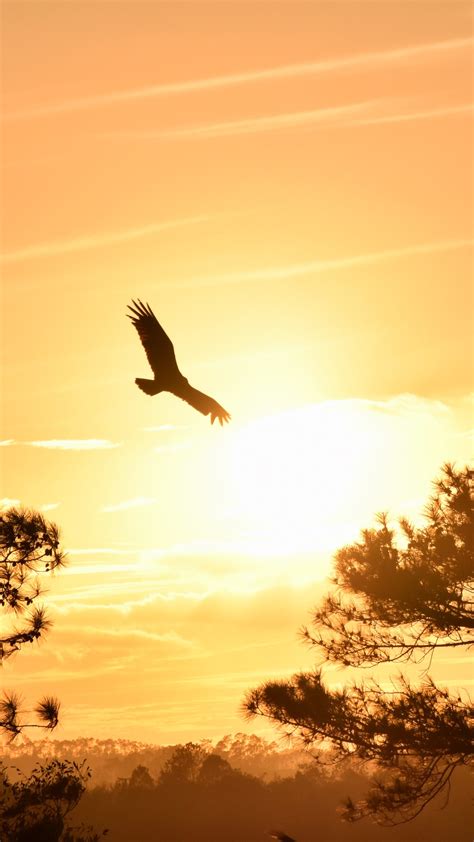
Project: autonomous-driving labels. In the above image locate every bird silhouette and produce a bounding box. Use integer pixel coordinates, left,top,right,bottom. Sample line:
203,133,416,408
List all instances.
127,300,231,425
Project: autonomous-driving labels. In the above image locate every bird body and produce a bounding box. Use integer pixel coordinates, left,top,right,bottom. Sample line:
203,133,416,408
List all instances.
127,300,231,425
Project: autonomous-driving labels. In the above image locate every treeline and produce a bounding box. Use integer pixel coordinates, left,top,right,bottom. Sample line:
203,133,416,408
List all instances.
4,735,471,840
70,742,471,842
1,733,307,785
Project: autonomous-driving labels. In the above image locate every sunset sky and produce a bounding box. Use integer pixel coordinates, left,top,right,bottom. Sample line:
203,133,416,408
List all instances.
1,1,473,744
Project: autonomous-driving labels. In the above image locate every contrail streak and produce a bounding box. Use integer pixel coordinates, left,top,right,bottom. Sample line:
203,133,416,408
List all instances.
0,215,209,265
114,99,382,141
3,37,471,121
27,439,122,450
346,102,474,127
178,239,473,287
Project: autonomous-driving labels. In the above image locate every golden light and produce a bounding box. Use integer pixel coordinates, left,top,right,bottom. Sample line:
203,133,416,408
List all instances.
220,398,460,571
224,403,374,562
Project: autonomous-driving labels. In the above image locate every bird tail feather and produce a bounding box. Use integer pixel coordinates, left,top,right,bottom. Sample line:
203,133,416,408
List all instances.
135,378,160,396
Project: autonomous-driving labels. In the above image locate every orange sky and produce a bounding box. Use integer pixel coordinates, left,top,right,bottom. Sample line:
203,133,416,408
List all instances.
1,1,473,743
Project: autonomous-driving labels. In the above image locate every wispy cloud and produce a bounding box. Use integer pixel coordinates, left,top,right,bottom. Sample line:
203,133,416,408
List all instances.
0,440,14,447
40,502,61,512
0,498,60,513
0,215,209,265
346,102,474,127
111,99,382,141
67,548,134,556
3,37,471,121
0,498,21,508
154,442,191,454
101,497,158,513
457,428,474,441
28,439,121,450
60,625,195,647
177,238,473,287
143,424,188,432
363,394,451,416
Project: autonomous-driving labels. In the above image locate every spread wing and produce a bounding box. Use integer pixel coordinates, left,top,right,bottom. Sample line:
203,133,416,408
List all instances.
177,382,231,426
127,299,179,377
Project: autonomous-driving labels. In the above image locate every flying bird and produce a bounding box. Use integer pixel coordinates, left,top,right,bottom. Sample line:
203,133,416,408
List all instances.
127,300,231,425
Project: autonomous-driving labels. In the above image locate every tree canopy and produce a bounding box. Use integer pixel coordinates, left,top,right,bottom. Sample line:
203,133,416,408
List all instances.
244,464,474,824
0,507,106,839
0,507,66,737
0,759,106,842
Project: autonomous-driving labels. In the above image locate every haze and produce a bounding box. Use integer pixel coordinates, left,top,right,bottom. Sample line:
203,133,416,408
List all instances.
1,1,472,745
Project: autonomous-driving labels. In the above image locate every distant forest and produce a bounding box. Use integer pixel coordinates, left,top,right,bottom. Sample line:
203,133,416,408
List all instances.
4,733,471,841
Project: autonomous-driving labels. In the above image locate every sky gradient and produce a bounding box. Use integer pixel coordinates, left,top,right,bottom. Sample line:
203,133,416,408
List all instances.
1,1,473,744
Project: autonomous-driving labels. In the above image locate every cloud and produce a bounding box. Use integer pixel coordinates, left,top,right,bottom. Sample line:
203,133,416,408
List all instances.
27,439,122,450
62,562,145,576
457,428,474,440
0,215,209,265
0,498,60,513
154,442,191,454
11,510,470,743
101,497,158,513
58,625,196,648
143,424,188,432
359,393,451,417
3,36,470,121
346,102,474,127
0,440,14,447
67,547,134,556
111,99,383,141
52,591,171,613
177,238,473,287
105,100,473,145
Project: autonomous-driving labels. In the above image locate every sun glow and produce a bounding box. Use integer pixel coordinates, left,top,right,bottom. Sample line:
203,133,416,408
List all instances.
222,398,461,565
224,404,372,561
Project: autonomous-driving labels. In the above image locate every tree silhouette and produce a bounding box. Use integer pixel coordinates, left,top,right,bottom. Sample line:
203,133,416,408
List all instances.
0,759,107,841
128,764,154,789
197,753,234,786
159,742,208,786
0,506,66,738
244,464,474,824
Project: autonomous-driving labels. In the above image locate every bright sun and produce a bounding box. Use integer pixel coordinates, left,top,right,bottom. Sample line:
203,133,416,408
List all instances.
224,403,375,561
221,399,448,568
